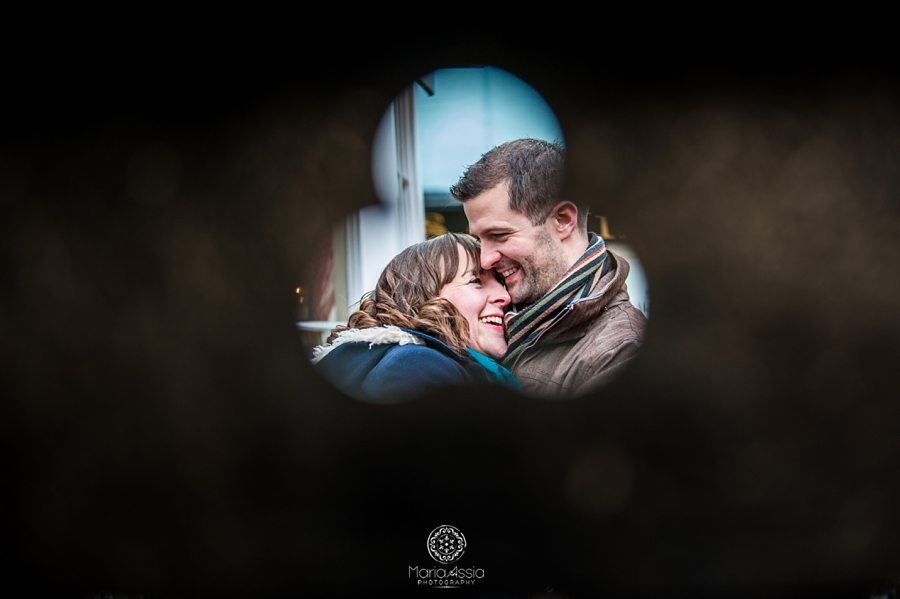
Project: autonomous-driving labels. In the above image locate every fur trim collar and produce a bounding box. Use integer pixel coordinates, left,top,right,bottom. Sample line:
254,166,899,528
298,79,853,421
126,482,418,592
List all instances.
310,325,425,364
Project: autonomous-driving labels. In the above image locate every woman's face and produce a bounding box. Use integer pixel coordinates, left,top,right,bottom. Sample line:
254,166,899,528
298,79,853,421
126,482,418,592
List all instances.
439,244,511,360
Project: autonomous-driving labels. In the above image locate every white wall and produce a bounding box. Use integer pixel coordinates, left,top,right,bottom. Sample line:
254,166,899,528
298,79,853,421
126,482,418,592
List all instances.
343,87,424,313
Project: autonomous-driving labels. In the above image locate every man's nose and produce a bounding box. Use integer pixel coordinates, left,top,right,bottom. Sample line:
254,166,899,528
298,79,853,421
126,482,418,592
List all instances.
480,244,501,270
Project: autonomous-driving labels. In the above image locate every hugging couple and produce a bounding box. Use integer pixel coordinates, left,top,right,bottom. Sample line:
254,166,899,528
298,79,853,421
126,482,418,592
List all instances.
313,139,647,400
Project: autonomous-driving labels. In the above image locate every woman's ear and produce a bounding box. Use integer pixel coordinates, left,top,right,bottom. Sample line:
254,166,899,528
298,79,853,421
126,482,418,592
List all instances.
550,201,579,241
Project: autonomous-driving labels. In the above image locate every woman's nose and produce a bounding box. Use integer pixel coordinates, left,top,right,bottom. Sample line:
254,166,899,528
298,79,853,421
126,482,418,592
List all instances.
489,281,510,308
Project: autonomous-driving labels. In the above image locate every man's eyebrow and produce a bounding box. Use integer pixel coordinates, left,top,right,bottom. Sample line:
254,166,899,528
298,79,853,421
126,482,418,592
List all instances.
478,222,510,232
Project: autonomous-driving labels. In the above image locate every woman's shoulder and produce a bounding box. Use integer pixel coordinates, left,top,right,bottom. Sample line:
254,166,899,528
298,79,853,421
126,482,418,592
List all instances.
312,324,473,374
377,338,467,369
312,326,479,402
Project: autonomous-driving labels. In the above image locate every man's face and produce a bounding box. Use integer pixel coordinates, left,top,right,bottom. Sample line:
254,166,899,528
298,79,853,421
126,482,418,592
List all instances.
463,182,570,306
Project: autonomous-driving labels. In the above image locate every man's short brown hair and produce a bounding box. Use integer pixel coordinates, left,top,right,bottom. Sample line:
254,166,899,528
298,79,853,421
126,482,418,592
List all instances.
450,138,587,229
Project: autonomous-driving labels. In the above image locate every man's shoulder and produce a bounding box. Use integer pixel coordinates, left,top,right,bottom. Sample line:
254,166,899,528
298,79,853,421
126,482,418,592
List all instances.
512,299,646,395
580,298,646,346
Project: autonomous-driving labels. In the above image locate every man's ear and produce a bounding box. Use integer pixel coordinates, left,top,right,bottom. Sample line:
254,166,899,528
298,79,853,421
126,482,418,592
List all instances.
549,201,579,241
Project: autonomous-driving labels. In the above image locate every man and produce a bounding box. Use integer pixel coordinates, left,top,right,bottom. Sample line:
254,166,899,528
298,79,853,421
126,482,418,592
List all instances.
450,139,647,397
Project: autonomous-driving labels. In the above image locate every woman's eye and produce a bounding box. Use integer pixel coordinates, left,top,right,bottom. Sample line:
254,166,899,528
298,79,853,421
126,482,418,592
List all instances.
468,278,482,285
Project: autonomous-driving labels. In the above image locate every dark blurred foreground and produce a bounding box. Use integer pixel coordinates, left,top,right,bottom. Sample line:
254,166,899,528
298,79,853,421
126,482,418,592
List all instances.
3,30,900,597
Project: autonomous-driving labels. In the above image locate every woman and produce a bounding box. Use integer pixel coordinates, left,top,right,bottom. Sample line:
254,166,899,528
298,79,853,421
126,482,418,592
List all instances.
311,233,520,402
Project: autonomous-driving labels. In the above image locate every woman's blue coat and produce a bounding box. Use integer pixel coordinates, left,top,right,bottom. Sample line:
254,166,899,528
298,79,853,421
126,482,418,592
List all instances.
312,326,490,402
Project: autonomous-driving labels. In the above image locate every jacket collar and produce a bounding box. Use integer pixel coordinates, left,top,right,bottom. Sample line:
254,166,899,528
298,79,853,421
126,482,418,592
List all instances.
311,325,424,364
537,250,632,345
311,326,466,365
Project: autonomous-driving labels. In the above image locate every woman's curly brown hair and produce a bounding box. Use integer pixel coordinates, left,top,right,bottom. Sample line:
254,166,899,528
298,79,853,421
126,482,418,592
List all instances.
327,233,483,354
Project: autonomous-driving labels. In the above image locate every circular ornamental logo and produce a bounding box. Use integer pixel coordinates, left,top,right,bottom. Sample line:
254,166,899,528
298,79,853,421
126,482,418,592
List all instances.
426,525,467,564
